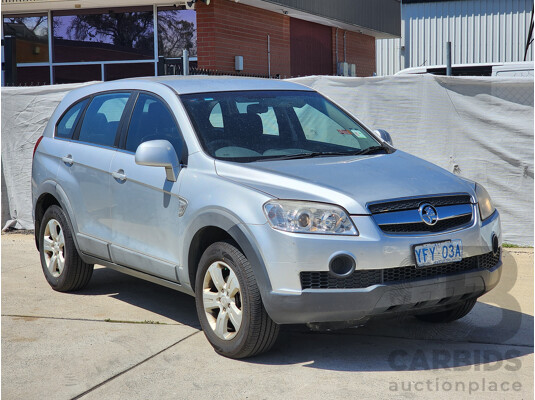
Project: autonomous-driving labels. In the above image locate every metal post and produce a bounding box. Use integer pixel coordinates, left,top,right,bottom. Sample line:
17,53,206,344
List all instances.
344,31,347,62
335,28,339,71
267,34,271,77
182,49,189,76
47,10,53,84
446,41,452,76
157,55,165,76
153,4,159,76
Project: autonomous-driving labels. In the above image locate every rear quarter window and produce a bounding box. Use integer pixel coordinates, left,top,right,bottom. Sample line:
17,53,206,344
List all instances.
56,99,89,139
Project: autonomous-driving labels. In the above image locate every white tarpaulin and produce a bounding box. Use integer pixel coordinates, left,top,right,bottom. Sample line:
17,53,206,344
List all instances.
1,82,96,230
289,75,534,245
1,75,533,244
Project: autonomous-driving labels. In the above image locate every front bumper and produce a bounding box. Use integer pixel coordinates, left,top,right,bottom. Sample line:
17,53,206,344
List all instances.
263,260,501,324
249,209,502,324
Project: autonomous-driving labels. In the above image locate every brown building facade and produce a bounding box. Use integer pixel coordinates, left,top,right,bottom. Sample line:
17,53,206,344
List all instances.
2,0,400,85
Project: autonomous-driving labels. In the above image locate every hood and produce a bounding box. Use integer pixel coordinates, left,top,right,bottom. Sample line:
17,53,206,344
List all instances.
214,151,476,215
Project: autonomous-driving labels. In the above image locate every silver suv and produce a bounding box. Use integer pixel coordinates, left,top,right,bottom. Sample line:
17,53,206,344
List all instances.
32,77,502,358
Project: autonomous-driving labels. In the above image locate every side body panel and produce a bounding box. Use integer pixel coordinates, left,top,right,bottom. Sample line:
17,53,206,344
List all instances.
108,151,184,281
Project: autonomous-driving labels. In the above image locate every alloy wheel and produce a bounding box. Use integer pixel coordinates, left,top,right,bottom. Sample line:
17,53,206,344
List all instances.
43,219,65,278
202,261,243,340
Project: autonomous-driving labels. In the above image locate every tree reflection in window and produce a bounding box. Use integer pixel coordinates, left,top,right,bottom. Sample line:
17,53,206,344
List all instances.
3,15,50,63
53,9,154,62
157,8,197,58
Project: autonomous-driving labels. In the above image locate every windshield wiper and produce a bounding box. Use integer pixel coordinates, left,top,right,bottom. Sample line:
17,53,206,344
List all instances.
354,146,388,156
257,147,387,161
258,151,353,161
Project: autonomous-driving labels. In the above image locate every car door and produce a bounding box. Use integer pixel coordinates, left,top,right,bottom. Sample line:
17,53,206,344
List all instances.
59,91,132,260
108,92,186,281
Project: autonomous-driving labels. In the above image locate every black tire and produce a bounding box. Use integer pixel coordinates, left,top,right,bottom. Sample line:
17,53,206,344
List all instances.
39,205,94,292
415,298,477,323
195,241,279,359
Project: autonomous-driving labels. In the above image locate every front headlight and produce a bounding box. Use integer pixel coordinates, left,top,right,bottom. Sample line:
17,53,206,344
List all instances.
263,200,358,235
475,183,496,221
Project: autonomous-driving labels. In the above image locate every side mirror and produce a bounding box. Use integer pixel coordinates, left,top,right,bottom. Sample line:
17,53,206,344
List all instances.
135,140,180,182
374,129,393,146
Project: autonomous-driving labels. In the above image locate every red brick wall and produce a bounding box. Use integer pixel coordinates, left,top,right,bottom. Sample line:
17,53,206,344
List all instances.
332,28,376,77
196,0,291,77
196,0,376,77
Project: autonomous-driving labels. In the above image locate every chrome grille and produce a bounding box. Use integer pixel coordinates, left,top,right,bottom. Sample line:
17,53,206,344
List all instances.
300,250,500,290
368,194,474,235
368,195,472,214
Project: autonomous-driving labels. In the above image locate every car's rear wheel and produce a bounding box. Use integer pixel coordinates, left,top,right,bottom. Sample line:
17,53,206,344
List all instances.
415,298,477,323
195,241,279,358
39,205,94,292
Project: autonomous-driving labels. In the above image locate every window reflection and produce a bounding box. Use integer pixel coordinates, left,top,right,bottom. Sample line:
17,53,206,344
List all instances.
2,6,198,86
52,8,154,62
3,14,49,63
157,7,196,58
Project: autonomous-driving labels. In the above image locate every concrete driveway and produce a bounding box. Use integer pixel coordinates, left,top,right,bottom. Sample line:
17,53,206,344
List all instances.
2,233,533,399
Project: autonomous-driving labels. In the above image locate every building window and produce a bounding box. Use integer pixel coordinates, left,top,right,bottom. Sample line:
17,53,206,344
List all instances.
2,6,197,85
3,14,49,63
157,7,196,58
52,7,154,63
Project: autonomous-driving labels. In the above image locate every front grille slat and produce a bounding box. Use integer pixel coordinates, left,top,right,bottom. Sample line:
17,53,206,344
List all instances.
379,214,472,234
368,195,472,214
300,250,500,290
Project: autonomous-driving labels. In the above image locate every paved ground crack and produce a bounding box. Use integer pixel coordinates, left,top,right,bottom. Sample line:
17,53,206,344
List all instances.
1,314,192,326
71,330,201,400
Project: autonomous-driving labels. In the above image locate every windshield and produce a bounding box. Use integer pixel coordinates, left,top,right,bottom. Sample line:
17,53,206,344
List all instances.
180,90,385,162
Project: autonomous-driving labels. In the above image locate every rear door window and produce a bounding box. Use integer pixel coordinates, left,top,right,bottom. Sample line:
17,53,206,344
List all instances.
125,93,183,155
78,93,130,147
56,99,89,139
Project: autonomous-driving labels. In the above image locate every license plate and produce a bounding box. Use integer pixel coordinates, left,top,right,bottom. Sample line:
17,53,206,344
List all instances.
414,240,463,267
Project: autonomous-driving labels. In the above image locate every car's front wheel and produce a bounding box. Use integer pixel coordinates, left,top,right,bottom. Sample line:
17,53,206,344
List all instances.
39,205,94,292
195,241,279,358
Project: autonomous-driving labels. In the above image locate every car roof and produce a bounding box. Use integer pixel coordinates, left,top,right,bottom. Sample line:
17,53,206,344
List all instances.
127,75,314,94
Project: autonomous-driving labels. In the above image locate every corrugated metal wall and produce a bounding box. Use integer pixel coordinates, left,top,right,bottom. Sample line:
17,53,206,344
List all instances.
376,0,534,76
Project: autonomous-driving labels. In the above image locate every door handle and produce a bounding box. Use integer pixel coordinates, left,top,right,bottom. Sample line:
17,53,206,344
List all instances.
112,169,127,182
61,155,73,166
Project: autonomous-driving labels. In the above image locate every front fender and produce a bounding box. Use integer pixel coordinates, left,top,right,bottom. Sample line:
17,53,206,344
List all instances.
180,209,272,301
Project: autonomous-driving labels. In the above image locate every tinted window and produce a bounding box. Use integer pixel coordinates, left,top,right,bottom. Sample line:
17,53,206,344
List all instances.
56,98,88,139
125,93,182,154
52,8,154,63
78,93,130,147
3,14,49,63
157,8,197,58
